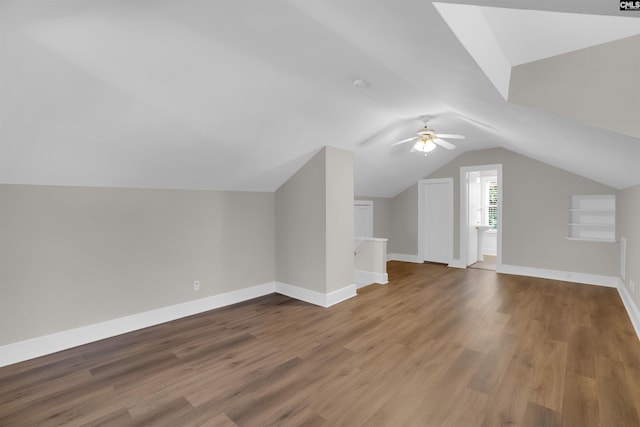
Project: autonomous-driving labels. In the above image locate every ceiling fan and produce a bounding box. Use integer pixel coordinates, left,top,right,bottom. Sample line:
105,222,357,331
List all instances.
392,115,465,156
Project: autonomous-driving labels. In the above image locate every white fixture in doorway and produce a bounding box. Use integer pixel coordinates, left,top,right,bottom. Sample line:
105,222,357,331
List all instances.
476,225,492,262
460,165,502,269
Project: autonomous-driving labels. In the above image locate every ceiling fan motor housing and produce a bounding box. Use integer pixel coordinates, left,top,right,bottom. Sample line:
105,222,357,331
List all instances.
417,127,436,136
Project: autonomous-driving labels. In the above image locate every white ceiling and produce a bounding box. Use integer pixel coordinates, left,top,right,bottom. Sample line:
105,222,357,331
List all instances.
481,6,640,66
1,0,639,197
435,3,640,99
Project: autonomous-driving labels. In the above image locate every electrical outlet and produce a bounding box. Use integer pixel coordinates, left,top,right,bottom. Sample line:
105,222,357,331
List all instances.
194,280,200,291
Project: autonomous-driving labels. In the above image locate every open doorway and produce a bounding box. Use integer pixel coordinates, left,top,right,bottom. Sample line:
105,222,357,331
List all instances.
460,165,502,271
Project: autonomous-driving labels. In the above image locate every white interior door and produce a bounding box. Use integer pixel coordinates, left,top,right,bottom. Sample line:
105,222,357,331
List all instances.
467,172,481,265
421,179,453,264
354,201,373,238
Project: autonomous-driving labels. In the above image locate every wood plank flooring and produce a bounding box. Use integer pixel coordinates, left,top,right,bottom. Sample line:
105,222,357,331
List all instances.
469,255,497,271
2,262,640,426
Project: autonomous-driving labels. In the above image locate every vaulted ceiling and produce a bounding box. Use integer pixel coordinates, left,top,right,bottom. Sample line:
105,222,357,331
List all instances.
1,0,639,197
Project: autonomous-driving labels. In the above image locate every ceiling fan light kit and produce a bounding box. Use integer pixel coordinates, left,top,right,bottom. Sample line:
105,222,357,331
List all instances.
393,115,466,156
413,138,437,153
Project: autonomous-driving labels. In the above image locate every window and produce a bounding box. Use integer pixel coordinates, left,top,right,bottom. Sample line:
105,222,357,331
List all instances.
486,181,498,228
480,176,498,229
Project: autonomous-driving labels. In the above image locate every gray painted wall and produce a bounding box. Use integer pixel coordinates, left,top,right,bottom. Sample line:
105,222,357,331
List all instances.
325,147,355,293
275,149,327,293
432,148,619,275
618,185,640,311
390,148,619,276
0,184,275,345
509,35,640,139
389,183,418,255
428,148,619,275
275,146,354,294
2,145,355,347
1,146,629,348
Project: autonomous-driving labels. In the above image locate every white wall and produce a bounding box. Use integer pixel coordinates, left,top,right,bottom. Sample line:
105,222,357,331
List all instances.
354,239,387,277
483,231,497,256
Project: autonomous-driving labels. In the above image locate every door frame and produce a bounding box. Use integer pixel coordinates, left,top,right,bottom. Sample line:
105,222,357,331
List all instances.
459,164,503,270
418,178,453,264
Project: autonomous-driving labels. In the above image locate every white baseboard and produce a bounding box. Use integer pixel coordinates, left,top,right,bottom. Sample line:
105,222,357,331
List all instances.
325,284,358,306
354,270,389,288
448,259,466,269
275,282,357,308
6,265,635,368
274,281,324,306
483,249,497,256
617,279,640,340
0,282,275,368
499,264,640,341
387,253,422,263
498,264,620,288
1,280,359,367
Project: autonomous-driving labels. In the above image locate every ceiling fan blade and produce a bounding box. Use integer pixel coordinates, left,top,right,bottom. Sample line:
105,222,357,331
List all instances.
454,113,497,131
391,136,418,146
435,133,465,140
434,138,456,150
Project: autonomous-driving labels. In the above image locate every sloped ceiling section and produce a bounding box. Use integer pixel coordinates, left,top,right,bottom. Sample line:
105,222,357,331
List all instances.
435,3,640,138
1,0,639,197
510,35,640,139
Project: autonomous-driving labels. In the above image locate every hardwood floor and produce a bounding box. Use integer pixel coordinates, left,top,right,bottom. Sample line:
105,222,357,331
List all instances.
469,255,497,271
2,262,640,426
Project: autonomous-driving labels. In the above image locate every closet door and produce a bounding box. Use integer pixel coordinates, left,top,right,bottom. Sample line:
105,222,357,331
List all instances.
354,201,373,238
421,179,453,264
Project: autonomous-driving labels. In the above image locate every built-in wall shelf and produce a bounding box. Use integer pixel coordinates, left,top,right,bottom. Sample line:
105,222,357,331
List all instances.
569,210,615,215
568,195,616,242
567,237,617,243
568,223,615,227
